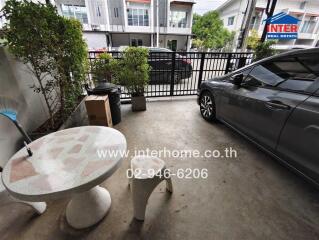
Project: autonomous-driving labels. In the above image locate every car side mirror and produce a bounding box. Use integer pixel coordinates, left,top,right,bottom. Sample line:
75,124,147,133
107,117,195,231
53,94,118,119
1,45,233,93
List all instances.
232,73,244,86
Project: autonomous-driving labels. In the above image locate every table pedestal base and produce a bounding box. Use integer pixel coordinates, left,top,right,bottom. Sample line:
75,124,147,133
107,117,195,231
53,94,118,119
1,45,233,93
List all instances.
66,186,111,229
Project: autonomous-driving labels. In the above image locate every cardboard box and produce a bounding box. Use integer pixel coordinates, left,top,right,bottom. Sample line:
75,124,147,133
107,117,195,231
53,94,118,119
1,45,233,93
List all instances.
85,95,113,127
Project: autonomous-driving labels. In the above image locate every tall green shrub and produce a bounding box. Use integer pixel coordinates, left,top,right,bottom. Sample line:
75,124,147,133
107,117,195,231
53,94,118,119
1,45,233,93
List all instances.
91,53,117,83
1,0,88,128
116,47,150,97
254,40,277,61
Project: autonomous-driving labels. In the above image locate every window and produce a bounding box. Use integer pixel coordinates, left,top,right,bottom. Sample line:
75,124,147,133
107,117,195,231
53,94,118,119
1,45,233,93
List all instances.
114,8,119,18
170,11,188,28
131,39,143,47
97,6,101,17
245,64,285,87
244,54,319,93
277,79,314,92
61,4,88,24
249,16,256,29
300,1,306,9
301,17,317,33
228,67,253,83
127,8,149,26
228,16,235,26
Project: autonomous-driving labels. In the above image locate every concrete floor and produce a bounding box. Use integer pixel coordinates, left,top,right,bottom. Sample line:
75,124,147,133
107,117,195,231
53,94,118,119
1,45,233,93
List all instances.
1,98,319,240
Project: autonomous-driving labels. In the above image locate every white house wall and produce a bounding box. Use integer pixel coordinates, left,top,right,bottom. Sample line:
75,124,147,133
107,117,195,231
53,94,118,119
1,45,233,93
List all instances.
0,48,50,167
83,32,107,50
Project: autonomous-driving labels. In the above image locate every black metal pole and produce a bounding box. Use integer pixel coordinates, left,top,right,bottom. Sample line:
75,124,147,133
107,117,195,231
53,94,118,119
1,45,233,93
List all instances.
13,120,32,144
170,52,176,96
261,0,278,42
197,53,205,89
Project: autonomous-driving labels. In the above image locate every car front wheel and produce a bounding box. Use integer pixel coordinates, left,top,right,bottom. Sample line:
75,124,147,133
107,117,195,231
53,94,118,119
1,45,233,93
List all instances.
200,91,216,121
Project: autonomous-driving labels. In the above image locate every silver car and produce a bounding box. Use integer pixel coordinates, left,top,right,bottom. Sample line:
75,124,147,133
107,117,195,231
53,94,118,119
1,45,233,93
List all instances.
198,48,319,186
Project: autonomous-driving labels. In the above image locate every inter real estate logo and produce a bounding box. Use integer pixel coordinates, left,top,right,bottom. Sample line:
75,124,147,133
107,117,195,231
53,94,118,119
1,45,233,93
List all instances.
263,12,300,40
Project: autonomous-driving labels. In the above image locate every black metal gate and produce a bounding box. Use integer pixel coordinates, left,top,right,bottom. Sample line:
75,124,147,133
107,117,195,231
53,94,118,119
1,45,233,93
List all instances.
88,51,254,99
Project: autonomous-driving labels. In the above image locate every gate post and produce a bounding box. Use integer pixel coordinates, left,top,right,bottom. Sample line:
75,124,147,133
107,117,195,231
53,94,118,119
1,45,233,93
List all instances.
170,51,176,96
197,52,206,89
237,56,247,69
225,53,233,74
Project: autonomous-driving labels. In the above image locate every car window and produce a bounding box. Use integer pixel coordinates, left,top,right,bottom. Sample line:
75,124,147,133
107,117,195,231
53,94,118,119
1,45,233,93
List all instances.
277,79,314,92
228,67,253,83
244,54,319,92
244,64,285,87
236,67,253,79
268,54,319,93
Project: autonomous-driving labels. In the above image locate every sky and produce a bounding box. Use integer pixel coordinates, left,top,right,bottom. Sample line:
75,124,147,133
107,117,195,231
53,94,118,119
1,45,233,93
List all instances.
193,0,228,15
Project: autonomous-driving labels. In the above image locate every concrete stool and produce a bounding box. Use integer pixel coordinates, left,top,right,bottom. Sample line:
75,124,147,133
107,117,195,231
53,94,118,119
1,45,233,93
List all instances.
130,155,173,221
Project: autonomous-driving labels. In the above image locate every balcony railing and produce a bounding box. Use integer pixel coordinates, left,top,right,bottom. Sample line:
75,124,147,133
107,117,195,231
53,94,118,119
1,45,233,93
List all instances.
109,25,125,32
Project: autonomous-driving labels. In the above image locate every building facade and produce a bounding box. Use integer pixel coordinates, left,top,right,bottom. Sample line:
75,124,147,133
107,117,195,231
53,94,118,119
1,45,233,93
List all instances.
216,0,319,50
53,0,195,51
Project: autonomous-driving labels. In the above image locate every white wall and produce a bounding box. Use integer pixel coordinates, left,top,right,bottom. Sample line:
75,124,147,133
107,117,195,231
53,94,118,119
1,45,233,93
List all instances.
83,32,107,50
159,34,188,50
0,47,49,167
219,0,246,32
108,0,125,26
110,33,151,47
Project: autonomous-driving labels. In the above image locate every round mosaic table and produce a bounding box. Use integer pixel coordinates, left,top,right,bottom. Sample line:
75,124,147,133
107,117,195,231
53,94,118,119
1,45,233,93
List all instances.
2,126,127,229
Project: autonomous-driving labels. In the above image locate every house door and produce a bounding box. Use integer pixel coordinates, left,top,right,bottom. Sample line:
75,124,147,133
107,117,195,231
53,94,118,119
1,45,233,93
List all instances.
168,40,177,51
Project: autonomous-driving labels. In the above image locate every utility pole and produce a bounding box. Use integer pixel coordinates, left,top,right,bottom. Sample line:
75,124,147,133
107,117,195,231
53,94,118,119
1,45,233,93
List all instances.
261,0,278,42
239,0,257,51
156,0,159,47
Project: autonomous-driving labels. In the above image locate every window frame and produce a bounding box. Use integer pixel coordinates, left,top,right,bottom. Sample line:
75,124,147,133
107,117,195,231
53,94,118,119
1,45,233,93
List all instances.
127,7,149,26
169,10,188,28
61,4,88,24
228,16,235,26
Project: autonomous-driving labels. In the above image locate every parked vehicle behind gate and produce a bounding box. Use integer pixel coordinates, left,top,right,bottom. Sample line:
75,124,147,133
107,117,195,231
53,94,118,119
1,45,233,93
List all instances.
198,48,319,186
116,46,192,84
88,50,253,99
147,47,192,84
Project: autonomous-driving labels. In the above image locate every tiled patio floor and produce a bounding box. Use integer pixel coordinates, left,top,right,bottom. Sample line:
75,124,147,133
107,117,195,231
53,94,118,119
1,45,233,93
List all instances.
1,98,319,240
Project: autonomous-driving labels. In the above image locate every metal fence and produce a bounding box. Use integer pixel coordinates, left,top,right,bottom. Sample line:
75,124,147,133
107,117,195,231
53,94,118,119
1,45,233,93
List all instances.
88,51,254,99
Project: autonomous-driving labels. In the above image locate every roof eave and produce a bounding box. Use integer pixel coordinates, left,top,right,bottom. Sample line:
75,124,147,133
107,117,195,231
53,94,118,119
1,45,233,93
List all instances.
215,0,235,12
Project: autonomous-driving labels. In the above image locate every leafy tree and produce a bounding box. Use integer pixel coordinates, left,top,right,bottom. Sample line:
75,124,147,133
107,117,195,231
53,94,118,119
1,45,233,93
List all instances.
1,0,88,128
192,11,234,50
254,40,277,61
247,30,260,50
192,38,204,50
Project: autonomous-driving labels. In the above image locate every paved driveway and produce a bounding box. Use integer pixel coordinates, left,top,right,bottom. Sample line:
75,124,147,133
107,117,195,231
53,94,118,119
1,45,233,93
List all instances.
1,98,318,240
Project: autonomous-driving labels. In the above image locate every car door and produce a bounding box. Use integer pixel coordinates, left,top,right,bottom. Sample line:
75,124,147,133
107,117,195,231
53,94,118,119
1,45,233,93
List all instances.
277,89,319,183
220,57,314,151
218,67,253,127
275,55,319,183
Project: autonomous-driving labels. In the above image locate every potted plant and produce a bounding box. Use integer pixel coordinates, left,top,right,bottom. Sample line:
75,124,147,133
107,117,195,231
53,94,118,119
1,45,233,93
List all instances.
91,53,114,83
116,47,150,111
